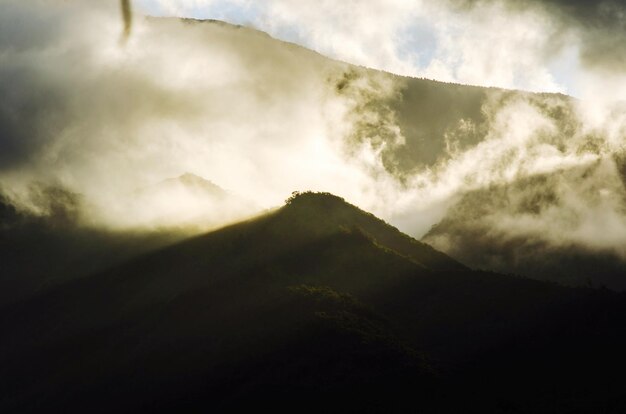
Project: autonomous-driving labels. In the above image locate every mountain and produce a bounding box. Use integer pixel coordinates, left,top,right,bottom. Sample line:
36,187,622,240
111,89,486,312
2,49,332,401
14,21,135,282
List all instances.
126,173,261,231
0,173,259,307
279,18,624,289
5,14,624,292
159,173,230,196
2,14,626,412
2,192,626,413
423,164,626,291
0,187,183,307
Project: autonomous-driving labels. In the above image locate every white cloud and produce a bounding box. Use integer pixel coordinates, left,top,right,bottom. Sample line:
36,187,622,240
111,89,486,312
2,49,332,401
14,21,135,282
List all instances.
0,4,408,231
419,2,566,92
2,1,626,258
141,0,583,93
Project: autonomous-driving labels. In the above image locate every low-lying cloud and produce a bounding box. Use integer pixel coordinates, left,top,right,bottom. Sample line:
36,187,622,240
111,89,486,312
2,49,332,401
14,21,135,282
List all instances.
0,2,408,231
1,1,625,269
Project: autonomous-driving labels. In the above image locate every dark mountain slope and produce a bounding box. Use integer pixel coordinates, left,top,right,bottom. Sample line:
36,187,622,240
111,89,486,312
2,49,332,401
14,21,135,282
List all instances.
2,192,626,413
0,193,446,412
0,189,182,306
390,76,490,171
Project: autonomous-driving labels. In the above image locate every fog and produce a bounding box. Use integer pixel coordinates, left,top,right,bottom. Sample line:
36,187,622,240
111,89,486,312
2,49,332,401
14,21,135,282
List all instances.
0,1,625,263
0,2,407,231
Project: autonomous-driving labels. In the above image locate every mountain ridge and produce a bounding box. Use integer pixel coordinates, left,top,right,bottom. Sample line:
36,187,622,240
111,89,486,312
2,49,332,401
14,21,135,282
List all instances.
153,16,574,96
3,192,626,412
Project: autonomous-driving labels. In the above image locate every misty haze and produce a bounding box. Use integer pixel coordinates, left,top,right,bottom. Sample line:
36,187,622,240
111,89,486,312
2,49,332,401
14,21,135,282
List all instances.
1,1,626,413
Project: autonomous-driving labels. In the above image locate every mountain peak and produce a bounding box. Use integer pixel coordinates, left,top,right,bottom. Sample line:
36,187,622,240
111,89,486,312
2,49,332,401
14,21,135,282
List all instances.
285,191,347,207
161,173,227,196
280,191,466,272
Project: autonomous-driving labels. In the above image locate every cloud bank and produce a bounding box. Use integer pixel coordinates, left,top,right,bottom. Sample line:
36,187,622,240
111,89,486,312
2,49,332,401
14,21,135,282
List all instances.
0,2,408,231
1,1,625,270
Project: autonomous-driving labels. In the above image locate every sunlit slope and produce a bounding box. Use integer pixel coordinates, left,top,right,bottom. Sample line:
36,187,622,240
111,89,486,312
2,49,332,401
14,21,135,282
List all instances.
2,192,626,413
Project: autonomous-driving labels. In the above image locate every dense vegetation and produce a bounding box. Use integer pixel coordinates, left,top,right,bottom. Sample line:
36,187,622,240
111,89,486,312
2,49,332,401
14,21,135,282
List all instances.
2,192,626,413
0,190,183,307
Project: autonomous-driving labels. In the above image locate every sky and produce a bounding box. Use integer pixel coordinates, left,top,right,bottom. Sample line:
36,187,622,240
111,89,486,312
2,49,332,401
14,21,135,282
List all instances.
131,0,626,98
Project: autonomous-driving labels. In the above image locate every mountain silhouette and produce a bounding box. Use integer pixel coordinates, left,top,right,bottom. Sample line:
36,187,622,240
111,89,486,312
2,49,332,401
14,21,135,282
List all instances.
2,192,626,413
